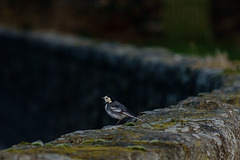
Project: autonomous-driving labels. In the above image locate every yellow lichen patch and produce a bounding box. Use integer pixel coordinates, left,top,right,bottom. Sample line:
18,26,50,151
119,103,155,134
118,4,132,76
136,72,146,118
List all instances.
124,122,136,126
152,119,186,130
56,143,71,147
73,146,136,159
126,145,147,151
195,141,202,147
31,140,44,146
5,148,17,152
149,140,162,143
113,129,142,140
224,95,240,106
180,110,216,120
153,123,176,130
5,145,139,159
45,143,54,147
81,139,111,144
170,118,186,124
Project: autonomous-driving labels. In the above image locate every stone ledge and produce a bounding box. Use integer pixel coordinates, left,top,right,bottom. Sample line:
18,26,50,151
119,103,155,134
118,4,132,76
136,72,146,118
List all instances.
0,28,240,159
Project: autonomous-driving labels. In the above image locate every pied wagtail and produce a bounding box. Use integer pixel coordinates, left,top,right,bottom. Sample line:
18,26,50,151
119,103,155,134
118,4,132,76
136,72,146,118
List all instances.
102,96,150,125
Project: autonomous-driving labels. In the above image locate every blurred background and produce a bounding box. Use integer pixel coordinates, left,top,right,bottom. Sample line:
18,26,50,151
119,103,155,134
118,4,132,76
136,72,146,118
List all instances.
0,0,239,59
0,0,239,149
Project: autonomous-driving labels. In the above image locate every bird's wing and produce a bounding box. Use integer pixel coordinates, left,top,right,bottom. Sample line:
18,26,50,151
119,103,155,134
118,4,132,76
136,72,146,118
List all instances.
110,106,122,113
110,101,135,117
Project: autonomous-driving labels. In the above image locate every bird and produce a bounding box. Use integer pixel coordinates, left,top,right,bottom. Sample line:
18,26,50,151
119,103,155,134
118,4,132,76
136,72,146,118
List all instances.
102,96,150,125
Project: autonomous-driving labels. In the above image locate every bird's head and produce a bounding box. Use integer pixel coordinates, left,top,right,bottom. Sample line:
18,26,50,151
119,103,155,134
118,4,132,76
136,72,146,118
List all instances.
102,96,113,104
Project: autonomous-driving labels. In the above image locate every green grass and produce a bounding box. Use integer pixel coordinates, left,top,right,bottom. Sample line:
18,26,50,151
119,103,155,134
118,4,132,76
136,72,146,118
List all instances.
159,0,240,60
136,37,240,60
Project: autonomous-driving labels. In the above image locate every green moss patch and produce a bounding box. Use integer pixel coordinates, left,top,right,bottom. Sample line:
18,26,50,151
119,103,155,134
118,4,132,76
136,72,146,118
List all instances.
126,145,147,151
4,145,140,159
124,122,136,126
81,139,111,144
31,140,44,146
152,119,186,130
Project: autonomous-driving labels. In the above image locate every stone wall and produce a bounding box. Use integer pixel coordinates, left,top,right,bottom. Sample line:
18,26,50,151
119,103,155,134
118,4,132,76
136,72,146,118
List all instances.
0,28,222,149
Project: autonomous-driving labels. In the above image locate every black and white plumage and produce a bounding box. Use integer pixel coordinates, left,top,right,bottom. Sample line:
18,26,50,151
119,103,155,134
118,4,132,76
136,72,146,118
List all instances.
102,96,149,125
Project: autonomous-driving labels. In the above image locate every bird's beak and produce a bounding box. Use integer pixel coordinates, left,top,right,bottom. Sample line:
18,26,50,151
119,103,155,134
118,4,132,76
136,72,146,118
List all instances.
101,97,104,99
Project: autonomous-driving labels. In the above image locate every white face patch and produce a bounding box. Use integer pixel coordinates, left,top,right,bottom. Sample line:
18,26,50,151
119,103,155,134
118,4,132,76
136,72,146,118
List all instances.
103,96,112,103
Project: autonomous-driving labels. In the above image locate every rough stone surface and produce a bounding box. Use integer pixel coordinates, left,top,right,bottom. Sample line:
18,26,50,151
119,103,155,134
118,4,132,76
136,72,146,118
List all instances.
1,28,240,159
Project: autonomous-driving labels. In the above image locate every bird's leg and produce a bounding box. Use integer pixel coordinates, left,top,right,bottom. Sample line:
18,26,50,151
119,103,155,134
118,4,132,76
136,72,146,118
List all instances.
116,119,122,125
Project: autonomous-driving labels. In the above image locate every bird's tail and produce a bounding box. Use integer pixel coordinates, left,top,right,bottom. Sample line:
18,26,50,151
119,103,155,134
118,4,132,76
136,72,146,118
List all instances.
132,116,144,121
122,111,151,125
131,116,151,125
